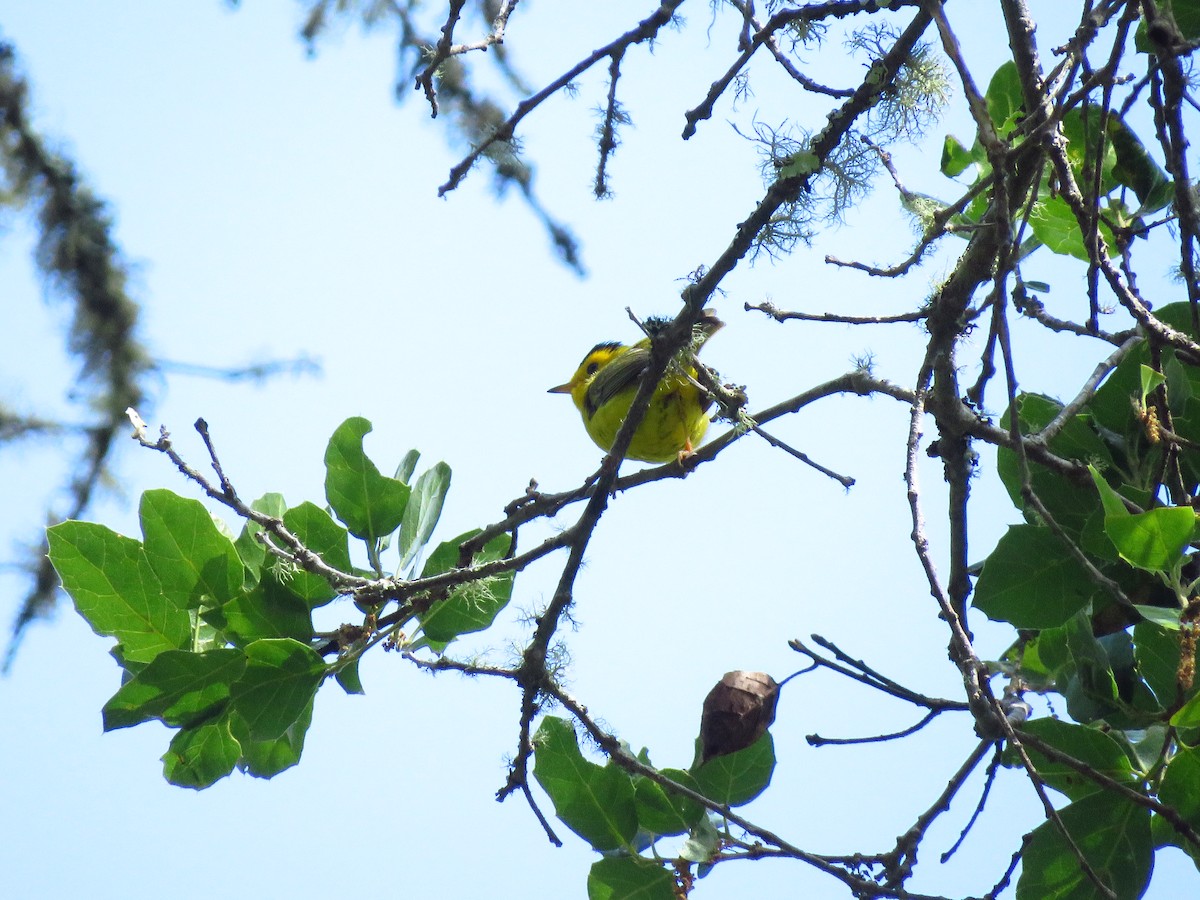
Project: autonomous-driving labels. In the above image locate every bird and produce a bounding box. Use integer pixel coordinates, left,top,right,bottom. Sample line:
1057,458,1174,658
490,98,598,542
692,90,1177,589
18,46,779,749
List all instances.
548,310,724,463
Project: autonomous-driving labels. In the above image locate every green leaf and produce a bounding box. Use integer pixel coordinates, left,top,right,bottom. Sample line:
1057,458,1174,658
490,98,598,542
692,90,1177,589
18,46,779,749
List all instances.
533,717,638,852
1012,719,1137,801
334,657,365,695
997,395,1111,546
139,489,242,610
1028,195,1116,261
420,529,474,579
1108,116,1173,212
1037,613,1129,726
1165,354,1200,462
1150,302,1200,339
1151,813,1200,870
1135,605,1183,630
48,521,190,665
692,732,775,807
1104,506,1195,572
974,525,1099,629
1060,613,1122,724
679,814,721,863
234,493,286,585
1134,620,1184,707
418,530,515,646
1097,630,1155,719
1016,790,1152,900
1090,339,1152,438
204,572,313,646
162,716,242,789
1172,689,1200,728
1139,365,1167,407
1170,0,1200,40
323,417,410,541
232,697,314,778
1089,465,1130,520
586,857,675,900
228,639,325,742
395,448,420,485
985,61,1023,138
398,461,451,571
940,134,975,177
1158,747,1200,845
633,769,704,836
949,188,991,236
1061,106,1117,196
1124,725,1171,774
280,501,352,607
102,648,246,731
1001,631,1055,689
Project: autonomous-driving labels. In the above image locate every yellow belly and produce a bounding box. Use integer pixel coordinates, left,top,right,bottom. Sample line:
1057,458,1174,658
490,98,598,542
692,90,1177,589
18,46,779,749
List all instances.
584,377,710,463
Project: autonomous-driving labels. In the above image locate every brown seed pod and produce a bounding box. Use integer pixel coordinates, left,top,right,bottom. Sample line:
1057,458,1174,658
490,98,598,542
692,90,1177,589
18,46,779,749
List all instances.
698,670,780,766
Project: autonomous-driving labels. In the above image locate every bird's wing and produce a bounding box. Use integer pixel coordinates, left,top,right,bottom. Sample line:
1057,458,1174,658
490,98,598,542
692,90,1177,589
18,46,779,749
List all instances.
584,347,651,418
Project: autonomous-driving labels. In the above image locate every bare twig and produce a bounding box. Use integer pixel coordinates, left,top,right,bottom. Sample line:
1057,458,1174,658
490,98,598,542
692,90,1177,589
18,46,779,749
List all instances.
439,0,686,195
749,423,856,486
726,0,856,99
746,299,928,325
1142,0,1200,333
593,49,625,198
940,745,1004,863
791,635,970,712
824,137,995,279
806,708,943,747
1034,333,1141,444
683,0,903,138
881,738,997,888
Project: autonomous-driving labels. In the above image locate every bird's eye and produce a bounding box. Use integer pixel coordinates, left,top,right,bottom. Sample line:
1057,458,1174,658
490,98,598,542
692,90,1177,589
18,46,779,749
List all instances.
586,361,600,375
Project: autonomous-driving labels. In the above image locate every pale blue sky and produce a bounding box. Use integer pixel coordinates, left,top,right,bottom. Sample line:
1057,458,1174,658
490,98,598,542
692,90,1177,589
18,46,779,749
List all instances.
1,2,1194,898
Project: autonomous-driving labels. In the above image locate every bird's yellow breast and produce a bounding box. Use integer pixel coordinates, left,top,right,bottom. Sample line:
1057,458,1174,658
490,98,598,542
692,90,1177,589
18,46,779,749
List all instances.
557,345,710,463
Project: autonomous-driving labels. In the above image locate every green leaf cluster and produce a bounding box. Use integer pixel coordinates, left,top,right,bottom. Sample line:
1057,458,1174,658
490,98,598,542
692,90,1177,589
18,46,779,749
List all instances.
969,306,1200,888
49,417,513,787
533,716,776,897
941,62,1172,262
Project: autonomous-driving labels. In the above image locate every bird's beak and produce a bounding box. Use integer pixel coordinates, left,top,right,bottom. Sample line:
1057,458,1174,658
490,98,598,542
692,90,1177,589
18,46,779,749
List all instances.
547,382,573,394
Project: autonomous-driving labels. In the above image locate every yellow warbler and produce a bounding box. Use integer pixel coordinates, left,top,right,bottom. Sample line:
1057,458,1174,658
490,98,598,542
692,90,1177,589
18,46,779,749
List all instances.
548,310,723,462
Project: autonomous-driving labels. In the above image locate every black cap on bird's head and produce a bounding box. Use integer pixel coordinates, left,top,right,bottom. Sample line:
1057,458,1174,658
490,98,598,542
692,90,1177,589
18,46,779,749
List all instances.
548,309,723,396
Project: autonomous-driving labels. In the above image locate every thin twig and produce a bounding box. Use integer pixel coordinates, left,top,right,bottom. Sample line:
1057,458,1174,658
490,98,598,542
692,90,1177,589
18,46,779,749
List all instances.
941,744,1004,863
726,0,856,98
593,49,625,198
415,0,469,115
792,635,970,712
806,708,943,747
439,0,686,195
1034,334,1141,444
746,300,927,325
683,0,894,138
750,423,855,487
880,738,997,888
